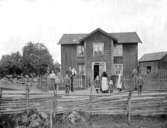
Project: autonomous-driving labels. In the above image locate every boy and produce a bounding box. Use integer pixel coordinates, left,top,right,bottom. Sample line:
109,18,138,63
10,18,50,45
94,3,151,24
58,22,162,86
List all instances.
64,72,71,95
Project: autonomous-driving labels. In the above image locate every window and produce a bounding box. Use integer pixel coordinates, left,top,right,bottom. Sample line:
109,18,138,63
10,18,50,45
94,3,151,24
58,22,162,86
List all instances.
113,44,123,56
78,64,85,75
147,66,151,74
114,64,123,75
77,45,84,57
93,42,104,56
114,56,123,64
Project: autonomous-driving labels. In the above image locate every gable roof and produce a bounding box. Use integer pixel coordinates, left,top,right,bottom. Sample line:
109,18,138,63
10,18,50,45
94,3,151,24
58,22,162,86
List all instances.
58,28,142,45
139,51,167,62
79,28,117,42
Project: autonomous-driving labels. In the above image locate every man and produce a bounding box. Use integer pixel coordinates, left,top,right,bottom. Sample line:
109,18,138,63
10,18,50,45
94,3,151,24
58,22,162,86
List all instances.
137,75,144,96
70,67,77,92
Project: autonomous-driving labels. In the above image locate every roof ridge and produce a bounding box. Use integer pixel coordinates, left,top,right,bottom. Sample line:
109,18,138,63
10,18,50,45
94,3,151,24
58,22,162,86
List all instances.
143,51,167,55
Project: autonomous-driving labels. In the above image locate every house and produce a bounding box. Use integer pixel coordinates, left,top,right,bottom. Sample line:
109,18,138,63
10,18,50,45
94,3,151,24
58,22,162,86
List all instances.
139,51,167,74
58,28,142,88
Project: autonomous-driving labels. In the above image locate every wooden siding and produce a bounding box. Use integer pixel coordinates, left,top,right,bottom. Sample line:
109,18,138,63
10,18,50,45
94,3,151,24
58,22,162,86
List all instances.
61,44,85,77
159,55,167,70
139,61,159,74
85,31,113,78
139,55,167,74
123,43,138,76
61,44,77,77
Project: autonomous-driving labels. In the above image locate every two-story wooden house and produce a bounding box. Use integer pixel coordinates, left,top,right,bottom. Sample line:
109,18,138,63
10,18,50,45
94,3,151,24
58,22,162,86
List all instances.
58,28,142,88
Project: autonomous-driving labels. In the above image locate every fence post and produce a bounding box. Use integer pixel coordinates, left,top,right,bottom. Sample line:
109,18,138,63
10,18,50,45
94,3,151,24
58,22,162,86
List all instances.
127,90,132,124
0,88,2,98
89,78,93,110
26,83,30,114
50,99,53,128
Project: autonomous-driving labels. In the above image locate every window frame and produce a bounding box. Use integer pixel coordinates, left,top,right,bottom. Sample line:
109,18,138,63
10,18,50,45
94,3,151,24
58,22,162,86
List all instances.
78,64,85,75
113,56,123,64
77,45,85,57
93,42,104,56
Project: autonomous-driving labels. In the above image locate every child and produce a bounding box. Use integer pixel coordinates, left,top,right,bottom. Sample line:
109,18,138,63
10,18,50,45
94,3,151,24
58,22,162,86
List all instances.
94,75,101,93
64,72,71,95
108,76,113,93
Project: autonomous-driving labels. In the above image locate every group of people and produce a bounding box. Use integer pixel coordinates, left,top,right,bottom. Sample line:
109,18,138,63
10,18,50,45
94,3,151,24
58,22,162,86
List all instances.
94,72,123,94
49,68,144,96
94,70,144,95
48,70,75,95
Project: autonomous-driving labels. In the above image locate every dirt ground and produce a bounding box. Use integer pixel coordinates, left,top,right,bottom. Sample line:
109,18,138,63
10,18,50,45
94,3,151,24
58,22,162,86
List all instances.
53,112,167,128
90,115,167,128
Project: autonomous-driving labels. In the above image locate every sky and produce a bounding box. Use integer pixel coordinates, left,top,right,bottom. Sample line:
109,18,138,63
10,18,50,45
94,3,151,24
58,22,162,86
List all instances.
0,0,167,63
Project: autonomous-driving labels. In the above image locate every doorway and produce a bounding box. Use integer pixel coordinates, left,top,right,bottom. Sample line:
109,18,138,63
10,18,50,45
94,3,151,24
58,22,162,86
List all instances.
94,64,99,80
92,62,106,80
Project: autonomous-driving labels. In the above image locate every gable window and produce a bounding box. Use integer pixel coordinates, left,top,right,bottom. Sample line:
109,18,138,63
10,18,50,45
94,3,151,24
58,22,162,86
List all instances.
114,56,123,64
93,42,104,56
78,64,85,75
77,45,84,57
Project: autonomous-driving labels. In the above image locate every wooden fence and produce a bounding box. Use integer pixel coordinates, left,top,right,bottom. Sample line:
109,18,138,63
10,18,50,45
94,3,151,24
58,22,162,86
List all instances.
123,70,167,90
12,70,167,91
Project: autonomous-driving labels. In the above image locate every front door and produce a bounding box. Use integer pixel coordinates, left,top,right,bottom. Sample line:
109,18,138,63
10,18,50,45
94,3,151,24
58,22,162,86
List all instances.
92,62,106,80
94,64,99,80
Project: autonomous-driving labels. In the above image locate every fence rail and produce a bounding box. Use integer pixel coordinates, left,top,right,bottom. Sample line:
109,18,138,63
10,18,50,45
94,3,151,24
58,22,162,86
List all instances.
1,90,167,116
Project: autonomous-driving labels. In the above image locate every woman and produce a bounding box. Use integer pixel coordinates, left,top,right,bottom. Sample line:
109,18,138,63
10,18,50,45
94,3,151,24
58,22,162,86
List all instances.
101,72,109,93
116,72,122,92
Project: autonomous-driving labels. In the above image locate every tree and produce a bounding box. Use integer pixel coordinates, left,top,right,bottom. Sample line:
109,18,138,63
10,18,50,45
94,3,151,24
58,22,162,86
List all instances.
0,52,23,77
53,61,61,74
22,42,53,76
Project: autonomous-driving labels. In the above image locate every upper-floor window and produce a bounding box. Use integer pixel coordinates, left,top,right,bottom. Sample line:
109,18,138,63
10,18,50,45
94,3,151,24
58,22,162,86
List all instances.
113,44,123,56
77,45,84,57
114,56,123,64
93,42,104,56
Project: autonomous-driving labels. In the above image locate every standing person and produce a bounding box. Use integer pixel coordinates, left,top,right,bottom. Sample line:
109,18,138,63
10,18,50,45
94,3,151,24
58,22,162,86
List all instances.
64,72,71,95
49,71,56,96
68,67,73,92
116,72,122,92
108,76,114,93
101,72,109,93
55,73,60,92
94,75,101,93
137,75,144,96
132,68,138,91
71,67,77,92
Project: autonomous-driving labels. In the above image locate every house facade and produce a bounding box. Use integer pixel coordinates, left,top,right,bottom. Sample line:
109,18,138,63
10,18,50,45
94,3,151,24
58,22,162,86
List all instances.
58,28,142,88
139,52,167,74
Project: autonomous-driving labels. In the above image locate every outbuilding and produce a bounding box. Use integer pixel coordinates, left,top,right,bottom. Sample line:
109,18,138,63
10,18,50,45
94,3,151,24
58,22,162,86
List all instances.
139,51,167,74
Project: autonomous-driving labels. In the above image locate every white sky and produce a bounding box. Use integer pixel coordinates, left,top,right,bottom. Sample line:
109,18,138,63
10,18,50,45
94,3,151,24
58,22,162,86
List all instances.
0,0,167,63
